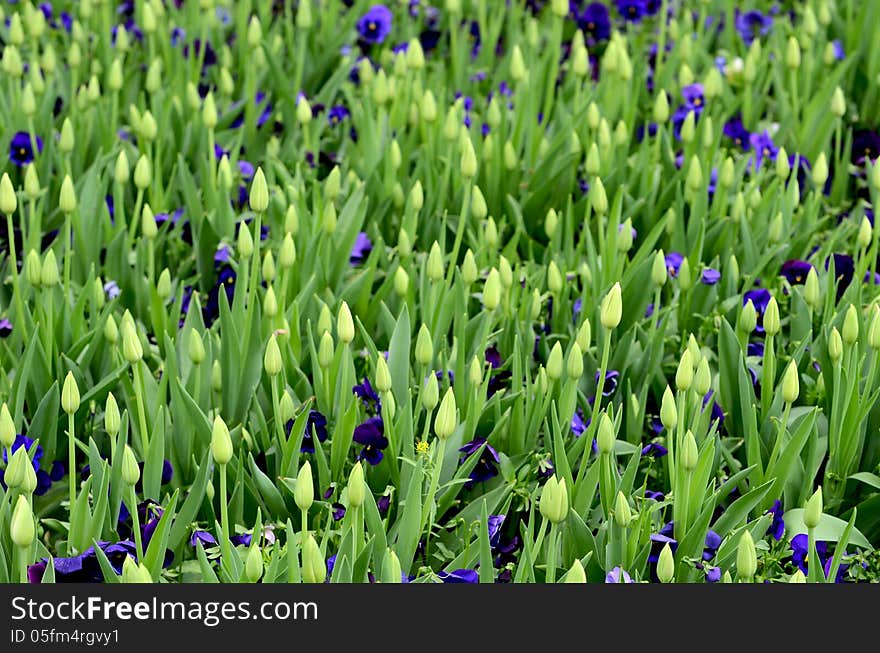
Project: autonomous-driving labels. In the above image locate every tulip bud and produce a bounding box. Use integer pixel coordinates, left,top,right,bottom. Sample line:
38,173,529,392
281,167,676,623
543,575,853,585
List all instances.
804,486,823,529
121,444,140,486
804,267,820,309
539,475,569,524
547,261,563,295
657,543,675,583
858,216,873,250
123,327,143,363
757,296,780,338
250,168,269,212
868,305,880,350
292,460,314,512
245,544,263,583
10,495,35,548
564,558,587,583
129,153,151,190
460,136,477,179
61,371,80,415
830,86,845,117
415,324,433,366
738,299,757,334
789,569,806,583
330,302,354,348
4,447,29,489
348,461,366,508
660,385,677,430
736,530,757,581
318,331,334,369
375,356,392,393
594,412,614,455
434,388,457,440
812,153,828,187
591,177,608,215
785,36,801,69
211,416,233,465
600,282,622,329
426,241,444,282
104,393,121,438
566,343,584,380
780,360,799,404
681,430,699,471
422,373,440,411
694,358,711,396
212,360,223,392
828,327,843,362
483,268,501,311
613,491,632,528
675,349,694,391
301,534,325,583
103,314,118,343
0,403,14,449
546,342,564,381
842,304,859,345
263,334,282,376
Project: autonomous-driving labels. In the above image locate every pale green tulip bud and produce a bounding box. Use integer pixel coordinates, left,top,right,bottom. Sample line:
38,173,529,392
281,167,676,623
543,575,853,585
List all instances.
335,301,354,345
597,413,614,455
828,327,843,362
789,569,806,583
123,327,143,363
651,249,667,286
461,249,478,285
423,373,439,410
613,491,632,527
830,87,845,117
564,558,587,583
294,460,314,511
264,334,282,376
566,343,584,380
24,164,40,200
318,331,334,369
41,249,59,286
804,267,820,309
547,261,563,295
600,282,622,329
62,371,80,414
114,151,130,185
0,403,14,448
660,385,677,430
121,444,140,486
461,136,477,179
738,299,757,334
657,543,675,583
694,358,711,396
141,204,157,240
279,233,296,268
245,544,263,583
348,461,366,508
868,305,880,350
539,475,569,524
0,173,16,214
468,356,484,387
104,393,121,437
317,305,333,335
415,325,433,366
804,486,823,529
858,216,873,250
686,155,703,192
133,155,151,189
427,242,444,282
434,387,457,440
103,315,118,343
680,110,696,144
156,268,172,300
375,356,392,394
237,222,254,258
653,91,669,123
842,304,859,345
59,175,77,213
736,530,757,581
681,430,698,471
763,297,780,337
302,534,325,583
483,268,501,311
211,416,233,465
10,495,35,548
322,202,337,234
785,36,801,69
591,177,608,215
812,153,828,187
250,168,269,212
5,447,29,489
781,360,799,404
212,360,223,392
546,342,564,381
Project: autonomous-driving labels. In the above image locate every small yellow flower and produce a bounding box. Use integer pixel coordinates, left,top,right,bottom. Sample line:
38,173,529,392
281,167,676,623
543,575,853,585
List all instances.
416,440,430,455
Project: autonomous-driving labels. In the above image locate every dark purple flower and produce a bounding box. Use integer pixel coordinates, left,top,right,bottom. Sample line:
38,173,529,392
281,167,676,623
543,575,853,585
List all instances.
595,370,620,397
851,129,880,168
706,566,722,582
190,530,217,547
576,3,611,41
780,259,813,285
735,9,773,45
831,40,845,61
332,502,347,521
357,5,393,44
641,441,668,458
767,500,785,541
723,115,752,150
287,410,328,454
9,132,43,166
353,379,382,414
665,252,684,277
0,318,12,338
350,232,373,266
749,130,779,170
616,0,648,22
681,83,705,111
487,515,505,548
353,416,388,465
701,268,721,285
377,494,391,516
230,533,253,547
438,569,479,583
328,105,350,126
571,409,588,437
458,437,500,485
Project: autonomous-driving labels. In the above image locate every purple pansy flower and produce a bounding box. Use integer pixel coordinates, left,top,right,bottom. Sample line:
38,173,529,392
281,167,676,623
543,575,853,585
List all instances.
9,132,43,166
357,5,393,44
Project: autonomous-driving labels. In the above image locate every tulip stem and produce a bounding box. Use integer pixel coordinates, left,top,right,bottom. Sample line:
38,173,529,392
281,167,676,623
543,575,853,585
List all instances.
807,527,821,583
5,212,27,333
300,508,308,538
68,411,76,521
350,506,362,580
129,487,145,563
422,438,447,535
219,463,232,567
19,547,29,584
133,361,150,451
545,524,558,584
